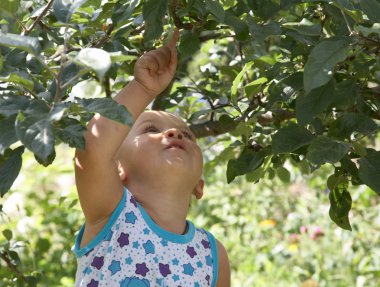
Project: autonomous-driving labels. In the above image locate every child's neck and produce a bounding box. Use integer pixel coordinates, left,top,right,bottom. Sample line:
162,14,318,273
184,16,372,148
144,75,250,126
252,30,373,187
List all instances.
126,180,192,235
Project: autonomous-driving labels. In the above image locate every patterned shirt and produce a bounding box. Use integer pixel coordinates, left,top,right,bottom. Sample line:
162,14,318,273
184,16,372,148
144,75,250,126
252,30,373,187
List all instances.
74,187,219,286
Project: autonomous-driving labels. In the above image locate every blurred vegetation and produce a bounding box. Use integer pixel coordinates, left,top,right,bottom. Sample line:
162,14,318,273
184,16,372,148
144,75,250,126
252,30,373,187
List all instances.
1,145,380,286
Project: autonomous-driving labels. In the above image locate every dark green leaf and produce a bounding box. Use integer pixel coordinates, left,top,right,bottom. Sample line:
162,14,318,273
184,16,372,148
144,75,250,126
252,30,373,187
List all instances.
205,0,225,21
358,149,380,196
0,146,24,197
226,148,268,183
55,118,86,149
53,0,88,23
329,187,352,230
77,98,133,126
224,14,249,41
36,238,51,253
247,0,280,20
0,95,30,117
267,72,303,107
330,80,357,110
272,124,314,153
15,113,55,164
276,166,291,183
306,136,351,165
179,31,200,61
360,0,380,23
2,229,13,240
303,37,351,93
296,80,335,126
0,115,17,154
142,0,168,43
329,113,378,139
0,32,41,55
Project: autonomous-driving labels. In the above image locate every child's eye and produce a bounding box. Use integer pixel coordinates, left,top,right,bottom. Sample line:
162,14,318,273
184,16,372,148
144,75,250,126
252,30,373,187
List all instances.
143,125,160,133
182,130,194,140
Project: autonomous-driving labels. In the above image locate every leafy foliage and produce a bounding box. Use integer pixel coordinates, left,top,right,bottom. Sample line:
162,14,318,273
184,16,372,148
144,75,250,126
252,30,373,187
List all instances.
0,0,379,281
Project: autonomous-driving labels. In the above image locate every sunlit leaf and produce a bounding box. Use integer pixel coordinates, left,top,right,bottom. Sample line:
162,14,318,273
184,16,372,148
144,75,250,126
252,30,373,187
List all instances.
303,37,351,93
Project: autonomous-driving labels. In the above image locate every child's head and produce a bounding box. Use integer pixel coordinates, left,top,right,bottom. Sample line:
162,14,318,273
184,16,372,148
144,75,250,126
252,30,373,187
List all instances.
116,111,204,198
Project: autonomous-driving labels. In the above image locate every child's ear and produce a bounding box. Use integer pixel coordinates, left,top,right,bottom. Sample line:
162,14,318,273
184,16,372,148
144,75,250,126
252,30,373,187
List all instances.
117,160,127,184
193,179,204,200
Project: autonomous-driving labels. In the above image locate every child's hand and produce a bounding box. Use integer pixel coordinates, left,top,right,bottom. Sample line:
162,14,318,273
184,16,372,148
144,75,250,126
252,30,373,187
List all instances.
133,30,179,99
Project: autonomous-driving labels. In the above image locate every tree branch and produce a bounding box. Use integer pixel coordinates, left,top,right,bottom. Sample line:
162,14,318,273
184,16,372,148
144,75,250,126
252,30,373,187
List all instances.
0,251,28,283
190,109,295,138
23,0,55,36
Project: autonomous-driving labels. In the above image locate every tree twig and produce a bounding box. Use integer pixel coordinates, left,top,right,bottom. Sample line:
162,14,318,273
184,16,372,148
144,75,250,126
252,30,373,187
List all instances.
23,0,55,36
0,250,28,283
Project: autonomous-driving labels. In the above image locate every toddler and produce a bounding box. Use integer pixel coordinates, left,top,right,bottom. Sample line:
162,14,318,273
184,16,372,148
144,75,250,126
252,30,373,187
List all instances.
73,30,230,287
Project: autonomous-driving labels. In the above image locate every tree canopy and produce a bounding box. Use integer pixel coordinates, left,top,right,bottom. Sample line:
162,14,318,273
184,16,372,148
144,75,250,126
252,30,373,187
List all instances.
0,0,379,232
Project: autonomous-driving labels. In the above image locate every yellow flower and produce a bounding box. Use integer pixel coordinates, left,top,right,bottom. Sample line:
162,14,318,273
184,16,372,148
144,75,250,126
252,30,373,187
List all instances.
288,243,298,253
259,219,276,227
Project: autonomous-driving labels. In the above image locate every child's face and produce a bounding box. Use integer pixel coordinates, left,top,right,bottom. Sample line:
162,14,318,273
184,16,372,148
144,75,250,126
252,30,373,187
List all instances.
118,111,203,187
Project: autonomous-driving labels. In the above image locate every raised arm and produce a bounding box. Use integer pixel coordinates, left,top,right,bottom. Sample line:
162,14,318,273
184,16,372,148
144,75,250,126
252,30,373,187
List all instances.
75,31,179,227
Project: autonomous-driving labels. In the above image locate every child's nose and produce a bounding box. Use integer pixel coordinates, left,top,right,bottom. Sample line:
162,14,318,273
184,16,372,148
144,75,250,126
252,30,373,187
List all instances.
165,128,183,140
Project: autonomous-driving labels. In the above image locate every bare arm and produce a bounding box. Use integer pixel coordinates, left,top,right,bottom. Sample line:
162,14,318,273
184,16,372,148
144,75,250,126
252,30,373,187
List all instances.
75,31,179,226
216,240,231,287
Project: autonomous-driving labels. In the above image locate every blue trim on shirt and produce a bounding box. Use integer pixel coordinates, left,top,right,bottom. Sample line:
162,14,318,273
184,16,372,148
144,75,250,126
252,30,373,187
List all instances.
136,200,195,244
73,188,126,258
205,230,219,287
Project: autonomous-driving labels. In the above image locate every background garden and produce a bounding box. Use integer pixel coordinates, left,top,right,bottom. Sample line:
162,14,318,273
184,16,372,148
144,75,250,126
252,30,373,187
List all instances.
1,0,380,286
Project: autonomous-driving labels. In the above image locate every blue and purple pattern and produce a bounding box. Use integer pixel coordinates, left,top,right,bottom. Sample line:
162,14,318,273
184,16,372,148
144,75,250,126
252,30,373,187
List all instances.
74,188,217,286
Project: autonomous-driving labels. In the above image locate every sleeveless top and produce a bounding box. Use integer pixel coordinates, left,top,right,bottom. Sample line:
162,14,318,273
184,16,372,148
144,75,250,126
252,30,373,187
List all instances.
74,187,219,287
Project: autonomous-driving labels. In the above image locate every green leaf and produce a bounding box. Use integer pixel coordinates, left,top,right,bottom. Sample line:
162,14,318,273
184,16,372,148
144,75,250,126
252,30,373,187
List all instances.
268,72,303,107
15,112,55,165
306,136,351,165
0,115,18,154
0,95,30,117
142,0,168,43
77,98,133,126
55,118,86,149
358,149,380,196
75,48,111,81
179,31,200,61
231,61,254,104
276,166,291,183
329,113,378,139
329,187,352,230
272,124,314,154
53,0,88,23
360,0,380,23
247,0,280,20
226,148,268,183
36,238,51,253
205,0,225,21
224,14,249,41
0,0,19,14
0,146,24,197
283,18,321,36
330,80,357,110
296,80,335,126
0,72,34,91
356,23,380,38
303,37,351,94
2,229,13,241
0,32,41,55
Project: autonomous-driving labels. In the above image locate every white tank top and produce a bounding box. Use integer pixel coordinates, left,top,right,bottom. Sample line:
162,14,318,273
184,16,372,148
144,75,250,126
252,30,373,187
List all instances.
74,187,218,286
